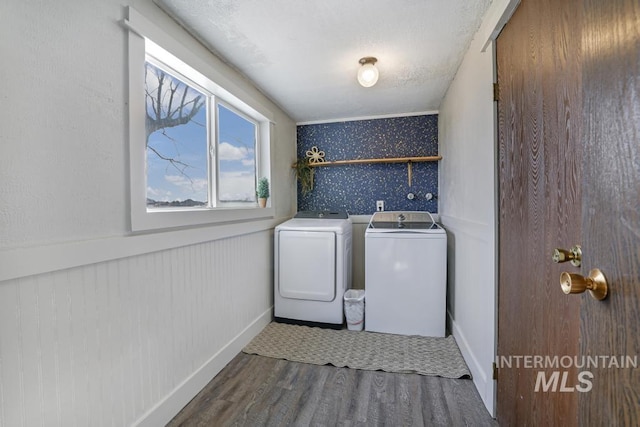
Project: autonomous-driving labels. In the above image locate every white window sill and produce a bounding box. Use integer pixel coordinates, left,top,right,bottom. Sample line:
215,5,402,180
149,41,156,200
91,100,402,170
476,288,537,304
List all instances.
131,206,275,232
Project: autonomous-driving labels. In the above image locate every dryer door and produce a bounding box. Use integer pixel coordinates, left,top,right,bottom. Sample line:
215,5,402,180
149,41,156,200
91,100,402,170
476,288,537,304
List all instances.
278,230,336,301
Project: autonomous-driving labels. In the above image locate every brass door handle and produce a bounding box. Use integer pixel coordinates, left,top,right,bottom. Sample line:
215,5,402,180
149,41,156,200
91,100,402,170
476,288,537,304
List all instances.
552,245,582,267
560,268,608,300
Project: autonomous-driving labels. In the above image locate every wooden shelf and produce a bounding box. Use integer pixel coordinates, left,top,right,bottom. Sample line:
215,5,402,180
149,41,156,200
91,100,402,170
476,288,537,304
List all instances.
298,155,442,167
292,155,442,187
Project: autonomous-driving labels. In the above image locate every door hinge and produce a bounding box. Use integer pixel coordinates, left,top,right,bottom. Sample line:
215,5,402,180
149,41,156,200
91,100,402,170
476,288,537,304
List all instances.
493,362,498,380
493,83,500,102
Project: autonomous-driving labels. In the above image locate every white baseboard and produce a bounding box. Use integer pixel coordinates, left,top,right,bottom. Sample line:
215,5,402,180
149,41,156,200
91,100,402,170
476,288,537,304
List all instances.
448,311,495,417
133,308,273,427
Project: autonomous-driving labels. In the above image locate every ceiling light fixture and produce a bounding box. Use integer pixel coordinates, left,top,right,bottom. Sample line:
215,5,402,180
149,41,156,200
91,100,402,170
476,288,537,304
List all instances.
357,57,379,87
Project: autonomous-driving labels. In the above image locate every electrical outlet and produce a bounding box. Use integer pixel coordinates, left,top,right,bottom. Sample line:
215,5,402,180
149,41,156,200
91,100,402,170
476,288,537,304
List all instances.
376,200,384,211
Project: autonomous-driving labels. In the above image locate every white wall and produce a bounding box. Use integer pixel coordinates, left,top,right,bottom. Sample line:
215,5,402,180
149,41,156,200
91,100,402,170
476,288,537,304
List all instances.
0,0,296,249
0,1,296,426
438,0,519,416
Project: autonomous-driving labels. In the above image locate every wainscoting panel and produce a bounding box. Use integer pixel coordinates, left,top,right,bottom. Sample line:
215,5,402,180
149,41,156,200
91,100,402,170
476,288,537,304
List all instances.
0,230,273,427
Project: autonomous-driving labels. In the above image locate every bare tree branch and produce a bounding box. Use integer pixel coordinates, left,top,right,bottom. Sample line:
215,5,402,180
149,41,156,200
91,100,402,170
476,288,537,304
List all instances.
144,63,206,183
145,66,205,142
146,144,195,186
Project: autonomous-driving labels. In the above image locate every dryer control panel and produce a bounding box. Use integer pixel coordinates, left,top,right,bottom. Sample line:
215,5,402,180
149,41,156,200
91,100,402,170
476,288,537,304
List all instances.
294,210,349,219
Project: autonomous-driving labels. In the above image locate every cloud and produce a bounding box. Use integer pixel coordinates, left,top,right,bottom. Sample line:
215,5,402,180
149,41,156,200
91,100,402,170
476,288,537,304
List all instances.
162,175,208,202
219,171,256,202
165,175,208,191
218,141,254,162
150,172,257,203
147,186,173,201
221,171,250,178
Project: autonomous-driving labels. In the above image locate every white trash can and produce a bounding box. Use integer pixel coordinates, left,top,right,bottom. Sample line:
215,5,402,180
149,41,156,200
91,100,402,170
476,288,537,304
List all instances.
344,289,365,331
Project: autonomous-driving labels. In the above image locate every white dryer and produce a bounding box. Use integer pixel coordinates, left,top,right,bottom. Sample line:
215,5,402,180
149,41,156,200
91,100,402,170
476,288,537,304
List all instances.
274,211,352,325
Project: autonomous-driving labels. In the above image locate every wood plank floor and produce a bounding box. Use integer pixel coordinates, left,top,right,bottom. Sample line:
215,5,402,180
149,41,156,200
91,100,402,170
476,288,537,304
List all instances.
167,353,497,426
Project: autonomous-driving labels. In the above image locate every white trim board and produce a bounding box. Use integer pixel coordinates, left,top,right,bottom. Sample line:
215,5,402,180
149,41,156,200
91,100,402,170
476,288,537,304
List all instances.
0,217,285,282
297,110,439,126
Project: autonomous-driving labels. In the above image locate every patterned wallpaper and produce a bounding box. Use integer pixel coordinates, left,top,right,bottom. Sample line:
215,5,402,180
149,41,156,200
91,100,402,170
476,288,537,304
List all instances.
296,114,439,214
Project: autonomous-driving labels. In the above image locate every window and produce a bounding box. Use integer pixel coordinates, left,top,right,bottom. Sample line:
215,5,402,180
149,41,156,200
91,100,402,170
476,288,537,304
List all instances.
144,58,259,209
127,10,273,231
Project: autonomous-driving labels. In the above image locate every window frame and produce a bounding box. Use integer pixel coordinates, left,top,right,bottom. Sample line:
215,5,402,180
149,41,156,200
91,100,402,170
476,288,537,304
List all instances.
126,7,273,232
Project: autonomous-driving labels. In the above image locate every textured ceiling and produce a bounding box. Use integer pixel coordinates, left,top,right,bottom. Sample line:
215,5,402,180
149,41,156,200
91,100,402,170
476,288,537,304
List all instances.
155,0,492,123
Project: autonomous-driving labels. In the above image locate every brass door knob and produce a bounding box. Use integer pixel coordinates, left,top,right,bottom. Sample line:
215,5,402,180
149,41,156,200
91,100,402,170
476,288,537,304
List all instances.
560,268,608,300
552,245,582,267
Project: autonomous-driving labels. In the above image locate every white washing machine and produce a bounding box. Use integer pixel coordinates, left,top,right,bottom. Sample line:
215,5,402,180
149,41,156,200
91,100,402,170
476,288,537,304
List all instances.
274,211,352,325
365,211,447,337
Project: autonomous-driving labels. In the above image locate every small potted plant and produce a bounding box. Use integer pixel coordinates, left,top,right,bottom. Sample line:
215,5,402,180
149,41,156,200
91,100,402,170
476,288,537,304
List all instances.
257,177,270,207
294,157,315,194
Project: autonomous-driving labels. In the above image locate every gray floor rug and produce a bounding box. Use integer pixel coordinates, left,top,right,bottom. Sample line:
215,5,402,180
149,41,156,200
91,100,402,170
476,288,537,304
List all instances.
242,322,471,379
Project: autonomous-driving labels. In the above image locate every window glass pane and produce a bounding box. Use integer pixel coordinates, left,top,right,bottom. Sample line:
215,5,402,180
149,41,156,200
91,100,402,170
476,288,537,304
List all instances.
217,104,257,203
145,61,208,208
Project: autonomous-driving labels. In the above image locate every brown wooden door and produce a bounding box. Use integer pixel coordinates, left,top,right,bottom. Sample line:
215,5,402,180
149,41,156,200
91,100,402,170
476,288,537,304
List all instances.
579,0,640,424
497,0,640,425
496,0,583,424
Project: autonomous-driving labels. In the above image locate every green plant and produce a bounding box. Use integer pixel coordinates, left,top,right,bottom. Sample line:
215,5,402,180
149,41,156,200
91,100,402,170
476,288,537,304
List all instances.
257,177,270,199
294,157,315,195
